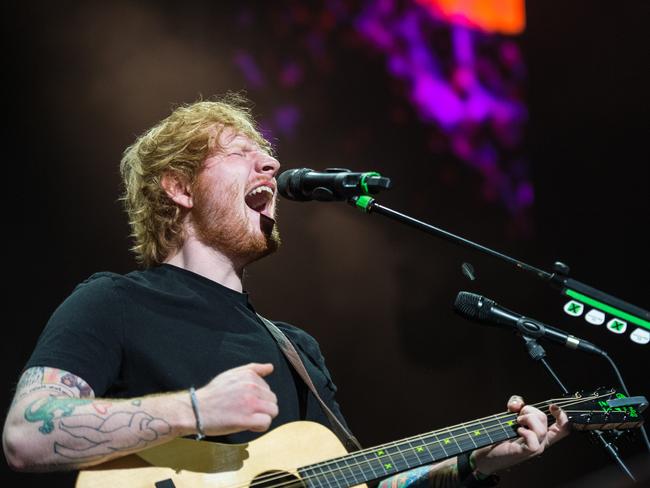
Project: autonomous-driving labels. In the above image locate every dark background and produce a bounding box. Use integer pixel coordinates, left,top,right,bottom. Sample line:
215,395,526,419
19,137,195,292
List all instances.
3,1,649,486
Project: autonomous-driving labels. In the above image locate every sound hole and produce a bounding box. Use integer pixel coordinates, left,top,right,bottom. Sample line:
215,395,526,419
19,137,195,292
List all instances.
251,470,306,488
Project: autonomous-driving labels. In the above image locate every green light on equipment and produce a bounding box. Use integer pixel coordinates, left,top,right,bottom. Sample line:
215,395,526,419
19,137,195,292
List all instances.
355,195,373,212
360,172,381,194
564,289,650,330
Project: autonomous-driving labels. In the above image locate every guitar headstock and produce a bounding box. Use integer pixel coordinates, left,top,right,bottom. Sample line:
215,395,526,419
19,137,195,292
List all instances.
558,389,648,430
563,388,647,431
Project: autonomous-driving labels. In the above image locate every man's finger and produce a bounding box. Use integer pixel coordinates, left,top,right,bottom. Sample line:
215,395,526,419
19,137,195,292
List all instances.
507,394,525,412
248,413,273,432
245,363,275,377
547,404,571,445
517,426,541,452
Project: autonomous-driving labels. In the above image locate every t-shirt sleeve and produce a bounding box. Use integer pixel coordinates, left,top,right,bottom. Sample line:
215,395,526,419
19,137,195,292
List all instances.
23,273,125,396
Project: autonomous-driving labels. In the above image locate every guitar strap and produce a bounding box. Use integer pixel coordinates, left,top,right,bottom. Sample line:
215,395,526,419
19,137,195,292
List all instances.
257,314,362,452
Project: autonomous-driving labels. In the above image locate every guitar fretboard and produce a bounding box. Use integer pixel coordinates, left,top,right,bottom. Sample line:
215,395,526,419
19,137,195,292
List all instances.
298,413,519,488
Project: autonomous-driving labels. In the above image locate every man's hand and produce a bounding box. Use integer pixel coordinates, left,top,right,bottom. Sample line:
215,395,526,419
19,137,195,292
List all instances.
471,394,570,475
195,363,279,436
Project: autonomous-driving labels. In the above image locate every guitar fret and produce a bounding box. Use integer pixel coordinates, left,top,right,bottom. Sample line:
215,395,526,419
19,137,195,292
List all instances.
338,456,362,486
452,426,475,456
391,442,412,472
301,464,337,488
471,418,494,449
372,444,402,476
357,450,382,480
441,427,463,457
403,436,431,467
460,422,479,450
428,430,450,460
420,432,444,463
298,467,322,488
495,413,518,442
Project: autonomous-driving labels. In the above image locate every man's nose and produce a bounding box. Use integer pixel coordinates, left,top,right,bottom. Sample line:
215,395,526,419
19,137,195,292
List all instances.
255,152,280,177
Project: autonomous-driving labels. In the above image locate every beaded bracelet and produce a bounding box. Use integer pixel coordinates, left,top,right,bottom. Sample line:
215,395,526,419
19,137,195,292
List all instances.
189,387,206,440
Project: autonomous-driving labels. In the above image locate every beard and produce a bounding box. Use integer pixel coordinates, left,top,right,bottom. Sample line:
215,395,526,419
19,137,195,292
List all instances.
191,178,281,266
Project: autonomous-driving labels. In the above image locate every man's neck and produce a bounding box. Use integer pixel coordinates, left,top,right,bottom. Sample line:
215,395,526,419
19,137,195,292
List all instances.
164,238,245,293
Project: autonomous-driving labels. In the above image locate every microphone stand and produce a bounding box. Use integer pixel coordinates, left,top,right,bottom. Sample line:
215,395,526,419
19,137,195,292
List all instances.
347,196,649,333
517,333,637,482
345,195,647,479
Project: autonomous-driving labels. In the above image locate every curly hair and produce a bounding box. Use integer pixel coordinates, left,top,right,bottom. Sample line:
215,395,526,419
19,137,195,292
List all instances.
120,94,271,267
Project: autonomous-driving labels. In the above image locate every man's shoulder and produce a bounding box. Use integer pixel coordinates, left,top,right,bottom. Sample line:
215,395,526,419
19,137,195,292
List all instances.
273,321,317,342
273,321,324,360
70,271,122,294
73,266,167,292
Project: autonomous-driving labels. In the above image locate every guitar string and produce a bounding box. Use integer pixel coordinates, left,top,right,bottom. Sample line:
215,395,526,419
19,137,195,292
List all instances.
212,394,605,488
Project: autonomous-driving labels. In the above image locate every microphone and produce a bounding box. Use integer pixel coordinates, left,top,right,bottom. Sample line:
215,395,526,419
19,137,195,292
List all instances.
277,168,392,201
454,291,605,355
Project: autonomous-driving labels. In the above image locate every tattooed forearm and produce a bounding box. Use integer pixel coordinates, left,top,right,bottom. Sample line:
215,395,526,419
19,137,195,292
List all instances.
4,368,184,471
23,395,172,461
25,396,93,434
54,411,171,459
378,462,460,488
379,466,433,488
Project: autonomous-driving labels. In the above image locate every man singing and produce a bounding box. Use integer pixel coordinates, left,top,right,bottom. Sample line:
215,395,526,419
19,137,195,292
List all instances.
3,94,568,486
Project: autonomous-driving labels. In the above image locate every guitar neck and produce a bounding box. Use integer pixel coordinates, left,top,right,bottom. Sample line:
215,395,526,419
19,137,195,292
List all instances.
298,411,521,488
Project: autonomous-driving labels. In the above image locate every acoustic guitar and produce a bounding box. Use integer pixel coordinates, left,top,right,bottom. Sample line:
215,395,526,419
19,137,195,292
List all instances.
76,389,646,488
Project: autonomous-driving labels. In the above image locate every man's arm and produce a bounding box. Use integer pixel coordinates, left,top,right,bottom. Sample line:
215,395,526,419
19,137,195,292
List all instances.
2,366,195,472
3,363,279,472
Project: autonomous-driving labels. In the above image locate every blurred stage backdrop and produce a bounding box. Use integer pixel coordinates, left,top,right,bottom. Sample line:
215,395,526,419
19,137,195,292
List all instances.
4,1,649,486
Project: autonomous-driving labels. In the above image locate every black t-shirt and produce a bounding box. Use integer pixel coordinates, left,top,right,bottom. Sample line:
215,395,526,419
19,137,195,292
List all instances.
24,264,349,444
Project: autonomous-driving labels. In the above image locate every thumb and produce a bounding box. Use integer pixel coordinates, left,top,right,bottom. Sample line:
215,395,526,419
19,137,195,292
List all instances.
246,362,275,377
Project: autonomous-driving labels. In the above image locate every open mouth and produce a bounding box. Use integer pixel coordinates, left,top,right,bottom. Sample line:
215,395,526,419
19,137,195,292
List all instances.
244,184,275,217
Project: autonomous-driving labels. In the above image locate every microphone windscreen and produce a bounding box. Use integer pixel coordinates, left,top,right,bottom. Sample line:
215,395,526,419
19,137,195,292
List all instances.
276,169,294,198
454,291,496,321
453,291,481,318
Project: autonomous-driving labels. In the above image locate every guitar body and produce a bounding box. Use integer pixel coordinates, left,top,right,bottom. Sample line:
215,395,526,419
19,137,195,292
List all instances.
76,421,357,488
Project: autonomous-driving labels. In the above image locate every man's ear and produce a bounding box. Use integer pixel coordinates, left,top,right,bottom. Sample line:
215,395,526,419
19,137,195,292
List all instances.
161,172,193,209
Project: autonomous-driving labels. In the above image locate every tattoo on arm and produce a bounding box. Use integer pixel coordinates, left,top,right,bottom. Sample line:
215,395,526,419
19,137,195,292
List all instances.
378,464,460,488
12,367,45,405
12,367,95,406
378,466,432,488
23,396,171,460
14,367,172,462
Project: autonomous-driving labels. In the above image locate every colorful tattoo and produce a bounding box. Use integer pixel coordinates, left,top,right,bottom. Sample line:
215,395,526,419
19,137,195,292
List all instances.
24,396,93,434
61,372,93,397
23,394,172,461
378,465,431,488
13,367,95,406
378,464,460,488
